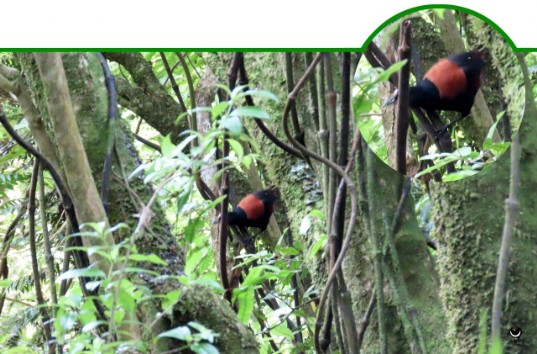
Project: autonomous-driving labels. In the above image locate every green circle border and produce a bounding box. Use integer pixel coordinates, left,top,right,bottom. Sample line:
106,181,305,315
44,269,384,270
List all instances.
360,4,521,52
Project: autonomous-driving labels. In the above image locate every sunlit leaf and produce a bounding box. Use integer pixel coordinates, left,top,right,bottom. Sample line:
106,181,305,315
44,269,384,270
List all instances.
57,268,106,282
158,326,192,340
232,106,271,120
236,286,255,324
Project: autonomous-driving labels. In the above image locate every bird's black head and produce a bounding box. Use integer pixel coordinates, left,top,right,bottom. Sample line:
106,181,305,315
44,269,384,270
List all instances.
255,187,279,203
451,50,486,73
450,50,486,89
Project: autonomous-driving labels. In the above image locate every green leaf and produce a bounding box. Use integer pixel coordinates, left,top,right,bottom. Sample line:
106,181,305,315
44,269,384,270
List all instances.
220,115,242,136
2,346,38,353
79,300,98,325
0,279,12,288
477,308,488,354
161,135,174,158
162,289,182,311
56,308,77,334
115,267,160,277
270,323,295,340
309,209,325,220
486,110,505,140
309,235,327,258
228,139,244,161
188,321,219,342
489,336,503,354
158,326,192,341
211,101,230,119
232,106,271,120
230,84,249,99
213,83,232,97
191,343,220,354
276,246,300,256
432,8,446,20
176,184,192,214
236,286,255,324
370,60,407,87
57,268,106,282
240,89,279,102
442,169,479,182
242,266,265,286
186,278,223,290
117,288,136,311
81,320,106,333
299,216,311,234
128,254,167,265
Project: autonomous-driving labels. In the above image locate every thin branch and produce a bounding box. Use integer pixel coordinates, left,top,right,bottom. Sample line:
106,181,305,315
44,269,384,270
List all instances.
491,133,521,339
357,290,377,352
133,133,162,153
280,53,358,354
97,53,118,214
176,52,197,132
38,164,59,313
28,160,55,353
305,53,320,132
395,21,412,175
285,53,302,138
219,167,232,302
159,52,188,113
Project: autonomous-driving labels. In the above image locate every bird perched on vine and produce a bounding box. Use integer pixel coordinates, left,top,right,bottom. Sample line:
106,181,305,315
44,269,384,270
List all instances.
228,188,279,235
409,50,486,135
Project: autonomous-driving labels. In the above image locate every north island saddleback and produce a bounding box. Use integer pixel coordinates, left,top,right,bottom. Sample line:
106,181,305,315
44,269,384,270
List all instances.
228,188,279,238
409,50,486,136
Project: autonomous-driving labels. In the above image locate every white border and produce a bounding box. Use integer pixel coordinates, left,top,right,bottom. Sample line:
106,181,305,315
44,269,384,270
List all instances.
2,1,532,48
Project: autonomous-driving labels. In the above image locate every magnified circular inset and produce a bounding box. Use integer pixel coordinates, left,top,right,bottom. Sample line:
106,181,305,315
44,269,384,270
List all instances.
354,8,524,182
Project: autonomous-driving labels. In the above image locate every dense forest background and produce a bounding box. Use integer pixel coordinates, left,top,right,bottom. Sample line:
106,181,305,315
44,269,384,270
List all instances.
0,9,536,354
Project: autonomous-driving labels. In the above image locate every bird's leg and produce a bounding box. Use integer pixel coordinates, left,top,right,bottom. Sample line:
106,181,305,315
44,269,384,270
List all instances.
435,113,468,137
242,229,265,251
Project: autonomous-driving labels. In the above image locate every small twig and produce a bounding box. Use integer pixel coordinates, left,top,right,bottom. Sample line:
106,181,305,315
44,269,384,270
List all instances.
365,42,398,86
159,52,188,113
357,290,377,352
133,133,162,153
3,297,34,307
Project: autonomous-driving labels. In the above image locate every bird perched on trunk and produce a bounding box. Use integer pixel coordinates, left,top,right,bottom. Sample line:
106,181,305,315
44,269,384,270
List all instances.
409,50,486,135
228,188,279,234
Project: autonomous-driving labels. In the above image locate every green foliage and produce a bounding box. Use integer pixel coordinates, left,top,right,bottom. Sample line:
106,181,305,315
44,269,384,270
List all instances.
158,321,219,354
0,58,314,352
354,61,407,162
46,222,222,353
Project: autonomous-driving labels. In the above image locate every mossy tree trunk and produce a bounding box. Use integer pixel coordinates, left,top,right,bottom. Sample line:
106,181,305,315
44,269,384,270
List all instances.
430,54,537,353
204,52,448,353
11,52,256,353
